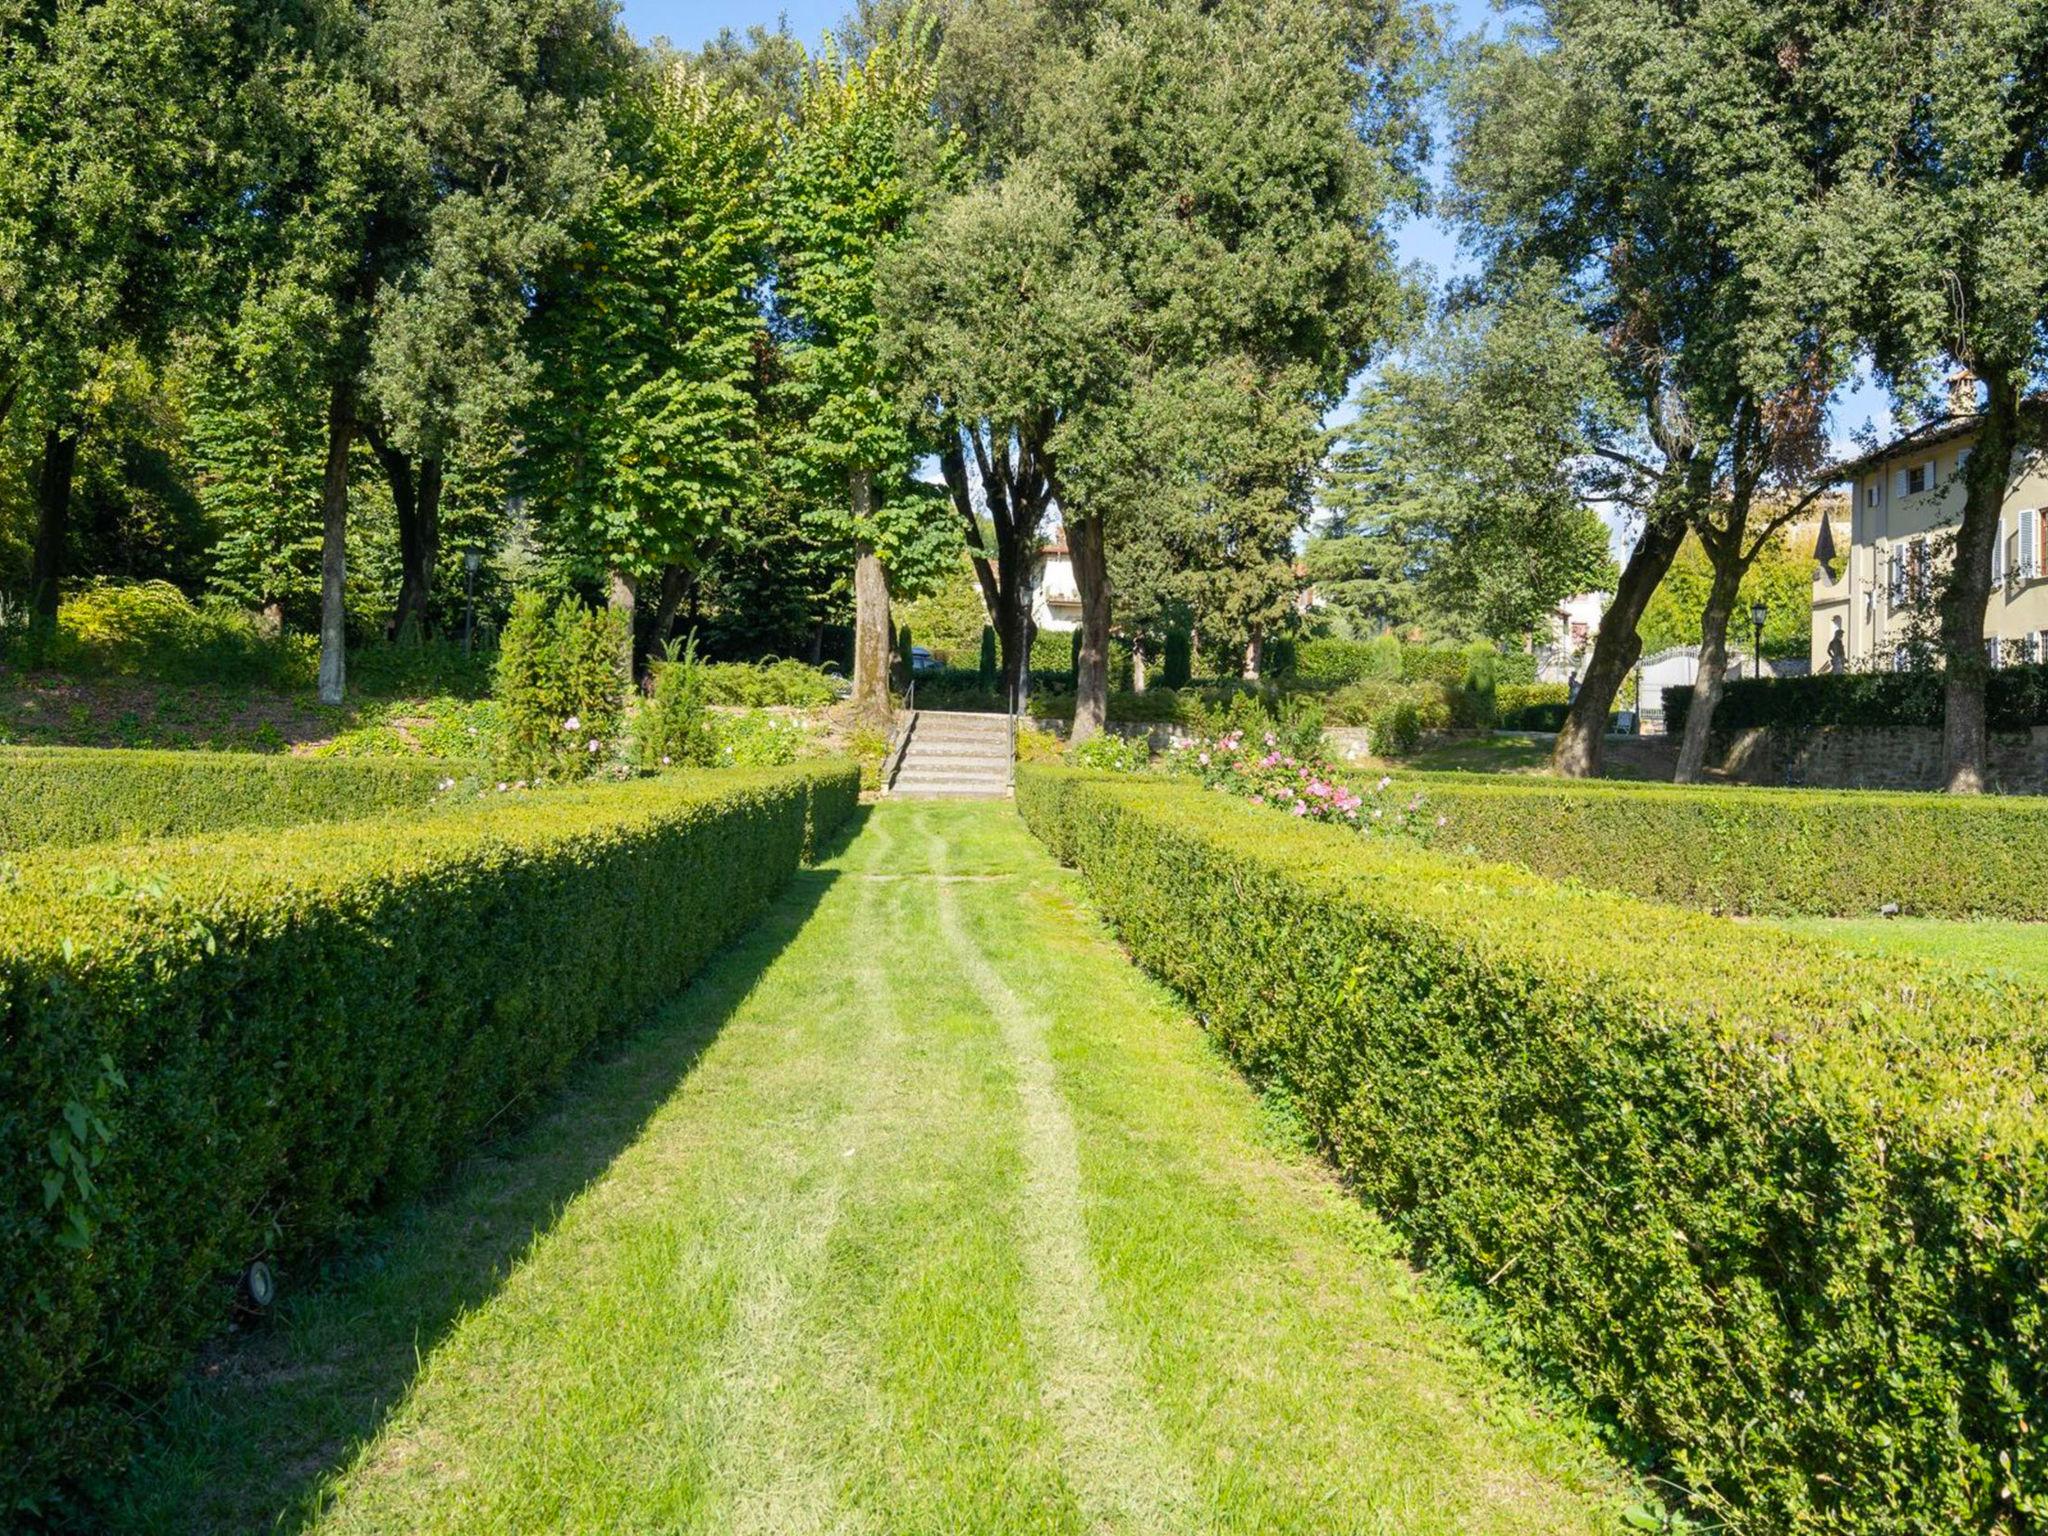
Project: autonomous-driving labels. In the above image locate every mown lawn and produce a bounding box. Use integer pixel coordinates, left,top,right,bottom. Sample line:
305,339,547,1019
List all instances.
1770,912,2048,984
102,799,1631,1534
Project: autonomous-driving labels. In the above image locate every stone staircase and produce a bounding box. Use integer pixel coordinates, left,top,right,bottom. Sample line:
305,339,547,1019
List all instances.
886,710,1012,798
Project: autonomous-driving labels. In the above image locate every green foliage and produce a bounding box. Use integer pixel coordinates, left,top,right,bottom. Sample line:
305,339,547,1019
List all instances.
1317,279,1622,644
18,580,316,689
636,644,715,769
1367,696,1424,757
1161,629,1191,689
0,762,858,1509
492,592,626,782
1638,529,1819,660
524,64,770,584
1064,731,1148,773
0,746,468,852
710,709,810,768
1292,635,1403,688
696,658,841,709
1016,770,2047,1532
1664,662,2048,737
1419,769,2048,919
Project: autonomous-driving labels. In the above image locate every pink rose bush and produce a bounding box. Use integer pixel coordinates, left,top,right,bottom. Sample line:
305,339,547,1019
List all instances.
1167,728,1434,842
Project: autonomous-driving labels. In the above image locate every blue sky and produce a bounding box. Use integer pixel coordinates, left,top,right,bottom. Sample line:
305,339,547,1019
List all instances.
619,0,1895,462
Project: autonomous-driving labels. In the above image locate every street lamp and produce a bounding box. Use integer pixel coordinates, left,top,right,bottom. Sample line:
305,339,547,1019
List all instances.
1750,599,1768,680
463,549,482,656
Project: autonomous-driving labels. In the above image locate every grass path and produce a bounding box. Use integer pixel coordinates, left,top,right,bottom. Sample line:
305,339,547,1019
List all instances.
106,799,1628,1534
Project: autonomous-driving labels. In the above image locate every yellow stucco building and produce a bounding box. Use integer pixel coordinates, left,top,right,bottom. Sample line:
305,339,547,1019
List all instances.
1812,420,2048,673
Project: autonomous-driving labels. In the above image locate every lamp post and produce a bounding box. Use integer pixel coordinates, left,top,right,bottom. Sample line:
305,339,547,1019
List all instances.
1750,599,1768,680
462,550,481,656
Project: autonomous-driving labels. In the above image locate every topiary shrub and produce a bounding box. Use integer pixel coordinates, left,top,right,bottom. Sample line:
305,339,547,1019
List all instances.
978,626,998,690
1016,770,2048,1535
0,763,860,1511
493,592,627,782
1162,628,1192,688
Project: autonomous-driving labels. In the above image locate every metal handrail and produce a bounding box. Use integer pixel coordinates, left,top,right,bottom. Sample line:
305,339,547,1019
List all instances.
880,678,916,794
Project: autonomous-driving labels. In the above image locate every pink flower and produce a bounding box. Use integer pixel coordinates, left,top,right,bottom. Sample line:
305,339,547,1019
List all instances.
1249,794,1265,805
1291,802,1308,816
1198,752,1211,766
1377,776,1392,792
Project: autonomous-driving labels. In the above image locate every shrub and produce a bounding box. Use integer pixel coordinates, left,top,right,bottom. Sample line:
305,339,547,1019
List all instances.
1367,696,1423,756
712,709,809,767
977,626,998,690
1497,682,1569,730
19,580,316,689
0,762,858,1511
637,642,716,769
1015,725,1064,764
0,747,473,852
1498,700,1571,731
1417,770,2048,918
1664,662,2048,736
1294,635,1402,688
493,592,626,782
1162,628,1192,688
1066,731,1149,772
347,637,497,701
696,658,841,709
1016,770,2047,1534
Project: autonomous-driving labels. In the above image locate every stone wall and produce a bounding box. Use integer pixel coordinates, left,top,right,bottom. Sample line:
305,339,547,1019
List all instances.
1713,724,2048,793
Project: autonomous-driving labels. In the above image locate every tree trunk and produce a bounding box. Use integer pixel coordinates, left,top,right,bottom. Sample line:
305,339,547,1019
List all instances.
1243,627,1264,681
1939,368,2018,793
29,429,78,629
1131,639,1148,694
608,568,637,698
1673,549,1745,784
809,619,825,666
1553,508,1687,777
1070,515,1111,742
850,469,893,727
317,381,353,705
391,455,441,641
647,564,688,660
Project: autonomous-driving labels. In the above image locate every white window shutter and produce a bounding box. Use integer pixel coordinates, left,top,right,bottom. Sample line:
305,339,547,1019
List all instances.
1995,519,2005,583
1895,468,1909,498
2024,512,2037,577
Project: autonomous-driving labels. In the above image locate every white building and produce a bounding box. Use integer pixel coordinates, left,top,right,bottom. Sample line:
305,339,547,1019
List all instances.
1536,591,1611,683
1030,539,1082,634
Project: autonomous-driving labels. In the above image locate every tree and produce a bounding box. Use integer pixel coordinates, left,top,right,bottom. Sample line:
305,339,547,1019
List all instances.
772,28,964,724
1833,0,2048,791
1,0,236,629
524,61,772,680
1453,0,1860,779
1322,280,1622,647
894,0,1428,738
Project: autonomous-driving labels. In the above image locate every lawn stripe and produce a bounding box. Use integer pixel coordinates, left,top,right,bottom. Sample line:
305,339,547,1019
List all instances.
923,805,1196,1536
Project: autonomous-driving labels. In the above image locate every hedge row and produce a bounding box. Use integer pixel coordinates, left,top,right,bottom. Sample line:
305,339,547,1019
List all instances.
1416,769,2048,918
0,745,473,852
1664,661,2048,734
1017,769,2044,1533
0,761,859,1512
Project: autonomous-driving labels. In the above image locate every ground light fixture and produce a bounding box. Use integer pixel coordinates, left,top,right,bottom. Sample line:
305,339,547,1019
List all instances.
239,1258,275,1313
1750,599,1769,679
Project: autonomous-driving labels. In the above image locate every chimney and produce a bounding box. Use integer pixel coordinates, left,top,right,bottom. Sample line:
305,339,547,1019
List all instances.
1948,369,1979,417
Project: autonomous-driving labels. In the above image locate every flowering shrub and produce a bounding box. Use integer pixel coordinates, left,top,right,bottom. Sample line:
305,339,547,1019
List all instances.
637,640,716,769
1169,728,1438,840
1066,731,1150,772
712,710,808,767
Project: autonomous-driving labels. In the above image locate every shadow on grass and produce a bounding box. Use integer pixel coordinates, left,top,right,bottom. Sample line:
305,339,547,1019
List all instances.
87,809,868,1535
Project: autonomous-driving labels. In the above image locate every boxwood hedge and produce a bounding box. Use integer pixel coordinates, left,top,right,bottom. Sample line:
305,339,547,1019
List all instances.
1664,662,2048,735
1018,769,2044,1533
1412,770,2048,918
0,761,857,1512
0,745,473,852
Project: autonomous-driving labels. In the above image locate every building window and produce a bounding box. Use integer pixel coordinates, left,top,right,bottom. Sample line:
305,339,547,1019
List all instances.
2033,631,2048,665
1907,463,1929,495
1910,537,1929,603
1864,483,1878,509
1887,546,1904,607
1893,644,1911,672
1987,636,2002,669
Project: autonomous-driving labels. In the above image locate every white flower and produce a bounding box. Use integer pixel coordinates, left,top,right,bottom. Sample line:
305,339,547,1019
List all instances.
497,782,508,792
562,715,581,733
437,777,455,792
586,738,600,753
660,755,672,766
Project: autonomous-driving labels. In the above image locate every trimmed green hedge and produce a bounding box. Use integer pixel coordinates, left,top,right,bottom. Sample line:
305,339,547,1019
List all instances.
1414,769,2048,918
0,746,475,852
1017,769,2044,1532
1664,662,2048,734
0,762,858,1511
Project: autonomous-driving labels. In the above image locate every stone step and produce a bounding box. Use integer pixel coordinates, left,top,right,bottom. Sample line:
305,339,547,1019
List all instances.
892,769,1010,791
905,741,1010,762
891,782,1011,799
907,723,1010,743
